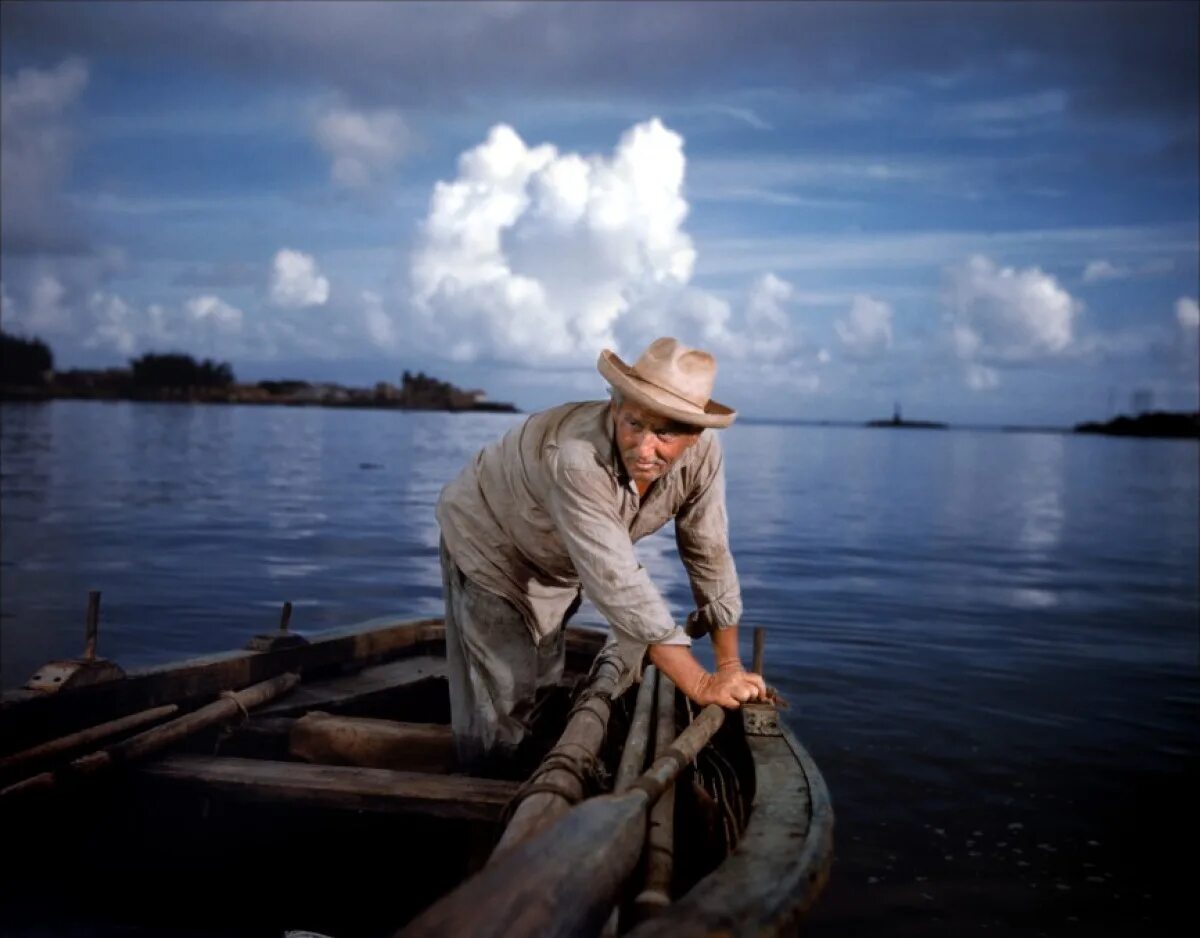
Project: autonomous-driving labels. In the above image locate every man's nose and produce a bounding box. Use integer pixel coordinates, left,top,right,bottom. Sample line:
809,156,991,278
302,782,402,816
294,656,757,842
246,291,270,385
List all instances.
635,432,657,458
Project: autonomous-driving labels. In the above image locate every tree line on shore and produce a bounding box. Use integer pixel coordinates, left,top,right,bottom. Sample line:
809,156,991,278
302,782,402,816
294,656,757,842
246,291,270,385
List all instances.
0,330,514,412
3,332,238,392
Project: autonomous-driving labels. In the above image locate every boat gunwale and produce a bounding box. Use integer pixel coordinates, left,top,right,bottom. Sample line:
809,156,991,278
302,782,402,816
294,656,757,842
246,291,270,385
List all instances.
0,618,607,752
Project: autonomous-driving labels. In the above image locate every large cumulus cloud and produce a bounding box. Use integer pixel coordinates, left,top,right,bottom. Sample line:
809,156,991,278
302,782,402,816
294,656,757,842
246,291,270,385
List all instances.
410,119,696,364
409,118,812,381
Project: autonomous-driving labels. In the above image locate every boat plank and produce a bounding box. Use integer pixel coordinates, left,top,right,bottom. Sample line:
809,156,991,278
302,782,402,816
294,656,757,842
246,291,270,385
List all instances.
254,656,446,717
138,754,517,822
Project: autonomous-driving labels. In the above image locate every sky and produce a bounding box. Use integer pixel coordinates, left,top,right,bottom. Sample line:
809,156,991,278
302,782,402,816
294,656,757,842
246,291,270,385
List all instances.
1,1,1196,425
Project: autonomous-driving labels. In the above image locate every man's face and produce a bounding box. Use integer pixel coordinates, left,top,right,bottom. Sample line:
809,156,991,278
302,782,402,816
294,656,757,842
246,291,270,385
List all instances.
611,400,701,486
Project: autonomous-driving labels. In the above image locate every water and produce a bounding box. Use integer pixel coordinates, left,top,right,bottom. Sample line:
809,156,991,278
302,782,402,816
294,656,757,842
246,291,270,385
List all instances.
2,400,1196,936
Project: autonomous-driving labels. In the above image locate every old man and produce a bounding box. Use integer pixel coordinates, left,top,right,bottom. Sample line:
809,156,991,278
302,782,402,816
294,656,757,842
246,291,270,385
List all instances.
436,337,765,770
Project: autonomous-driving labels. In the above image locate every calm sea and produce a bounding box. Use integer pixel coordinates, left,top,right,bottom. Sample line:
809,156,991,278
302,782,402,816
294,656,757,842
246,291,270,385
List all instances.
2,400,1196,936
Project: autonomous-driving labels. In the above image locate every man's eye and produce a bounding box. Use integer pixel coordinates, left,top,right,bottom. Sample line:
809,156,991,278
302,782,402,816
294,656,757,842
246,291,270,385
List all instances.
657,431,677,442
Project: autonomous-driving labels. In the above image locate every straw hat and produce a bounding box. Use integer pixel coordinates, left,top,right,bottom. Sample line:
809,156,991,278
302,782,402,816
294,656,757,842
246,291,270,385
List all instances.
597,337,736,429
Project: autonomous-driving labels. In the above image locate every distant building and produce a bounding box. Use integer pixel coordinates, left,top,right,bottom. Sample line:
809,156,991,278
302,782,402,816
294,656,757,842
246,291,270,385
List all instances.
375,381,401,401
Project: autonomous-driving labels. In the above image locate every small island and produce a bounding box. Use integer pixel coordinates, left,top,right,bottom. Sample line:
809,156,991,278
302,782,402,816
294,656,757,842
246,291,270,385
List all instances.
0,331,518,413
865,403,947,430
1074,411,1199,440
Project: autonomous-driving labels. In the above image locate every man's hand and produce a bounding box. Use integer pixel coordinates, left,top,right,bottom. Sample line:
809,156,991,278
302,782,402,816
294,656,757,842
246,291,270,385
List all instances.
691,667,767,708
647,643,767,709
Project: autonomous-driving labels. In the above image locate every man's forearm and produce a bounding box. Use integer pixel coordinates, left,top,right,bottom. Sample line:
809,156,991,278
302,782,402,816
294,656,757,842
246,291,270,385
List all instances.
710,624,742,670
647,643,708,700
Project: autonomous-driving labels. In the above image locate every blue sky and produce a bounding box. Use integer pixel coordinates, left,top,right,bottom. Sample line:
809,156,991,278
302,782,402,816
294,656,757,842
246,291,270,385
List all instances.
1,1,1196,424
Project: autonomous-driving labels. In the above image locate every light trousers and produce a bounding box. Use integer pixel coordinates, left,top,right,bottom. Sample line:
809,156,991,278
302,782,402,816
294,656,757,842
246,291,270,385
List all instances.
439,537,574,772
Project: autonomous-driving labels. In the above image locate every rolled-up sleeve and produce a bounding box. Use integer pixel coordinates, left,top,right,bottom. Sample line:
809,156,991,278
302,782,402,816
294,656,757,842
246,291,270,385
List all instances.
545,462,691,656
676,445,743,637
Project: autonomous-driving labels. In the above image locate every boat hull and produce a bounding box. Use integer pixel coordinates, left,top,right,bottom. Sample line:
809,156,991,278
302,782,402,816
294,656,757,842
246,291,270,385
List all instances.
0,617,832,937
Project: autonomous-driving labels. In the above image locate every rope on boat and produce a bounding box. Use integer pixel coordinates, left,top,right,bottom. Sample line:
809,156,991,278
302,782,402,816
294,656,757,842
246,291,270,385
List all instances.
500,741,604,826
563,677,614,734
219,689,252,724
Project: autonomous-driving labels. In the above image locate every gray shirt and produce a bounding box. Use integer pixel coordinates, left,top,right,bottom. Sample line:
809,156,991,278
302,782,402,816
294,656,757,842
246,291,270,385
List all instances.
435,400,742,661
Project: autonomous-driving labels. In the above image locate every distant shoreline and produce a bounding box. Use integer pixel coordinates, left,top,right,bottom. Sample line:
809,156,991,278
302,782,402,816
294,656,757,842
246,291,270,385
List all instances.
1,336,520,414
1073,411,1198,440
0,385,519,414
736,412,1199,439
864,417,948,430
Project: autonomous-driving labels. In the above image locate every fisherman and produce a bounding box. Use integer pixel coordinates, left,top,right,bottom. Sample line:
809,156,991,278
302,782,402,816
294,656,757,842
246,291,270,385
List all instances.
436,337,766,771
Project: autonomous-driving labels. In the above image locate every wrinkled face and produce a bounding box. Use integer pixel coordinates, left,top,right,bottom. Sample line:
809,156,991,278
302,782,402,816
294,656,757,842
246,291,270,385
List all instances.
611,400,702,486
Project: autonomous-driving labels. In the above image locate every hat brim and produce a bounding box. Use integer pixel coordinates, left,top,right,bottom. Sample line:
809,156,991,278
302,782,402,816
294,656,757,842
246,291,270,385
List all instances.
597,350,736,429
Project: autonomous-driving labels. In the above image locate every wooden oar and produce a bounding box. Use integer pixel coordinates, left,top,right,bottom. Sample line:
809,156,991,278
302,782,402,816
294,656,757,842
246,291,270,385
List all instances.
612,665,658,792
398,703,725,938
600,665,659,937
0,672,299,801
633,672,678,920
0,704,179,777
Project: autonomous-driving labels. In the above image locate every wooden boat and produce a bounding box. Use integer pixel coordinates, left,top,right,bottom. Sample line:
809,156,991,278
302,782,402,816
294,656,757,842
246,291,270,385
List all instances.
0,612,833,937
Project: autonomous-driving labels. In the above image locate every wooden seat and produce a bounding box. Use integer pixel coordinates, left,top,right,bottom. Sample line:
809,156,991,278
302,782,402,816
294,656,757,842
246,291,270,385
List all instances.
138,754,517,822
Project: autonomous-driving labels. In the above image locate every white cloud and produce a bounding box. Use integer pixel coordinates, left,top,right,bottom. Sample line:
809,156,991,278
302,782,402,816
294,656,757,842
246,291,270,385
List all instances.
1176,296,1199,331
411,119,698,364
26,275,71,334
1,58,88,120
314,106,410,189
835,295,893,360
740,273,801,362
186,295,244,332
361,289,398,350
0,58,89,253
84,291,138,355
965,363,1000,390
76,291,245,357
270,249,330,308
943,255,1081,387
746,273,791,332
1082,259,1129,283
704,104,773,131
936,90,1068,139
